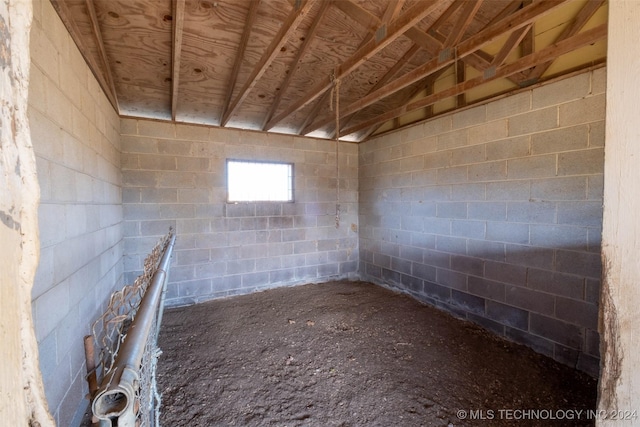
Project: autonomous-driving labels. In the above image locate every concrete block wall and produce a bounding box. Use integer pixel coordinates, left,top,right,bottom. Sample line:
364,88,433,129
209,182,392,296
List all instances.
29,0,123,424
359,68,605,376
121,120,359,306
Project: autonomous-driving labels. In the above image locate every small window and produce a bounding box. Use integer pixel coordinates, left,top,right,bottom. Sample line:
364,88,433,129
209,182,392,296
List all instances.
227,159,294,202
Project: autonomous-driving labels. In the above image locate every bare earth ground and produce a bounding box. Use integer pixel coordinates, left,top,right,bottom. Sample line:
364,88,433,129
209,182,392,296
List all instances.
157,280,597,426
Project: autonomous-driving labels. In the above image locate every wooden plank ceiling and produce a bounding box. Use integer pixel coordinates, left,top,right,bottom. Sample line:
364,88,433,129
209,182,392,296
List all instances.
51,0,608,142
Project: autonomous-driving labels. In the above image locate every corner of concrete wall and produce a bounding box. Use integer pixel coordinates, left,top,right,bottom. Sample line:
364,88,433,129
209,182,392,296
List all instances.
121,120,359,306
29,0,124,424
359,67,605,377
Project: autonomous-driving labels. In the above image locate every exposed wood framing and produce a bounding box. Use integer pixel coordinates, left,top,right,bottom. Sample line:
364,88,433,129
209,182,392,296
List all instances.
221,0,316,126
220,0,261,123
443,0,484,48
525,0,605,83
171,0,186,121
342,24,607,137
262,0,330,130
265,0,442,130
456,59,465,107
50,0,118,110
85,0,119,111
490,24,532,68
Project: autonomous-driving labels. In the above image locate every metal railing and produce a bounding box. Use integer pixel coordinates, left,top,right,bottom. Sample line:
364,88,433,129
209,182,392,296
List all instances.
88,229,175,426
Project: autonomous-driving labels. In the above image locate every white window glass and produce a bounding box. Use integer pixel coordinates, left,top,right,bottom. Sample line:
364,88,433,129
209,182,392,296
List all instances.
227,160,293,202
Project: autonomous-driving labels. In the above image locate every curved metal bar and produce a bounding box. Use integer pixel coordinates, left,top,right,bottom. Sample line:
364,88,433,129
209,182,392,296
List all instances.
92,233,176,425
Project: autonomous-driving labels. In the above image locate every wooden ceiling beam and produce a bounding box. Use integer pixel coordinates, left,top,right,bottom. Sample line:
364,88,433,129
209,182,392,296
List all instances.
221,0,316,127
342,24,607,138
490,24,531,68
306,0,564,136
321,0,407,138
428,0,465,38
443,0,484,48
261,0,330,131
170,0,186,121
221,0,261,124
525,0,605,83
51,0,119,110
265,0,441,131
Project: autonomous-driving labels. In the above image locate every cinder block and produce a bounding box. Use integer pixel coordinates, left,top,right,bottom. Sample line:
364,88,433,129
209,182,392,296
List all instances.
507,154,557,180
120,118,137,135
121,136,158,154
451,220,485,239
423,249,451,268
412,262,437,282
557,148,604,176
527,268,584,300
140,219,176,236
451,145,486,166
467,239,505,262
484,261,527,286
139,188,177,203
529,224,588,250
450,183,485,201
176,248,210,265
507,201,556,224
505,285,554,316
424,152,452,172
559,94,605,127
508,107,558,136
468,160,507,182
555,297,598,329
423,280,451,300
392,257,412,275
435,235,467,254
486,181,530,201
556,201,603,227
530,313,583,349
532,72,591,109
588,121,605,148
401,215,424,232
410,201,437,217
401,274,424,294
160,204,195,219
452,105,486,129
468,276,506,302
555,249,601,278
486,91,531,121
138,120,175,138
423,186,450,201
467,202,506,221
467,313,505,335
587,175,604,201
177,157,210,172
437,202,467,219
505,244,554,270
531,177,587,201
450,255,484,276
436,268,467,290
485,300,529,330
531,125,588,155
468,120,508,145
437,128,468,151
485,221,529,244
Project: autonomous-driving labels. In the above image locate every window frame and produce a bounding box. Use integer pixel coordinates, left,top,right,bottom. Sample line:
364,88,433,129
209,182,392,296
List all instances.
225,158,295,203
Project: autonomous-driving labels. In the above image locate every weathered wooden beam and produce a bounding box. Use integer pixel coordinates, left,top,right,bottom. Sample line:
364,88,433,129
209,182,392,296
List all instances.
221,0,261,124
170,0,186,121
221,0,316,126
342,24,607,138
265,0,441,130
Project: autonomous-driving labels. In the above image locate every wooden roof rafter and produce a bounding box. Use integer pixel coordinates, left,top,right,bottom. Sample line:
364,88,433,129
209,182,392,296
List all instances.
303,0,568,136
261,0,331,131
342,24,607,138
220,0,262,124
221,0,317,127
443,0,484,48
264,0,443,131
170,0,186,121
307,0,407,138
50,0,119,110
525,0,606,83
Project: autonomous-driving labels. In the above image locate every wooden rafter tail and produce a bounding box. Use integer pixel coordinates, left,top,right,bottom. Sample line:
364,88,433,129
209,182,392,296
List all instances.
171,0,186,121
341,24,607,139
267,0,441,131
221,0,316,127
262,0,330,131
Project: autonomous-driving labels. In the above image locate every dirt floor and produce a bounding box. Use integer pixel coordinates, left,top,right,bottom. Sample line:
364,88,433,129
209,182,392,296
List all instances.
157,280,597,426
